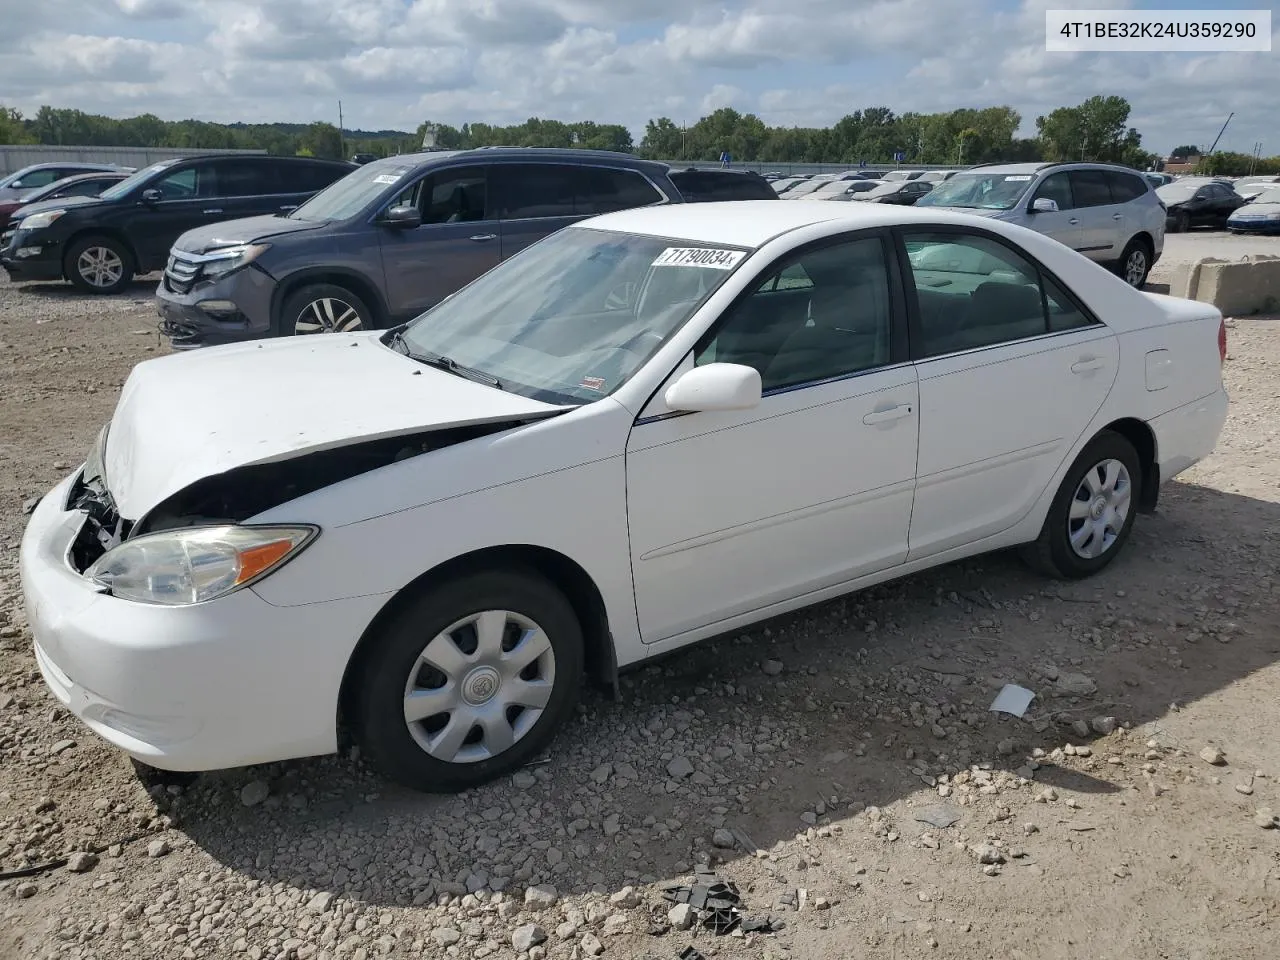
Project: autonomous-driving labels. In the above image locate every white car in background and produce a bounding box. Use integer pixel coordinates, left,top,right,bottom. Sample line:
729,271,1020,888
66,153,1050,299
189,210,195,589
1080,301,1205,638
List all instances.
21,201,1229,793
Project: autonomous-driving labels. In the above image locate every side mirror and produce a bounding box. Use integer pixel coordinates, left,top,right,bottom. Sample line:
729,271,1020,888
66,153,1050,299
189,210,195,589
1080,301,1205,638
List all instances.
664,363,762,413
380,205,422,229
1031,197,1058,213
140,188,162,204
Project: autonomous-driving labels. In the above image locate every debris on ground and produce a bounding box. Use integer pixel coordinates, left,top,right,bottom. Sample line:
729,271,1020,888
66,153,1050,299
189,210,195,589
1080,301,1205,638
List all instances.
990,683,1036,717
663,866,756,936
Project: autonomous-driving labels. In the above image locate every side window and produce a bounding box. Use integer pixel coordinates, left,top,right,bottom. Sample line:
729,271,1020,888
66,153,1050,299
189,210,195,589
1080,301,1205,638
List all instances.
421,169,490,224
212,159,276,197
695,236,893,392
1068,170,1113,207
14,169,62,189
904,231,1047,357
1106,172,1147,203
576,167,662,214
291,163,346,193
494,164,576,220
1032,172,1073,210
152,165,205,200
1044,274,1096,332
61,179,107,198
1193,187,1212,201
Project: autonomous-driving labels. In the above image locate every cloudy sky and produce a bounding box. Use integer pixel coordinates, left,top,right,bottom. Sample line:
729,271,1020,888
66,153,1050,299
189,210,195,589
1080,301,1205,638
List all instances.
2,0,1276,154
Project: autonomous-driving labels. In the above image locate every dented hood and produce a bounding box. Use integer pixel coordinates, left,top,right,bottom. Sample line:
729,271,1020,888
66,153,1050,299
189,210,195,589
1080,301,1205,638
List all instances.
103,332,564,521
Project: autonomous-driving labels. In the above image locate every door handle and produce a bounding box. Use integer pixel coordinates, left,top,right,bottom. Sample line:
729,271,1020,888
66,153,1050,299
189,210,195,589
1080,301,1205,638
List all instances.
279,204,298,212
1071,357,1105,374
862,404,913,425
202,208,223,214
469,233,497,242
1112,213,1124,220
1068,217,1079,224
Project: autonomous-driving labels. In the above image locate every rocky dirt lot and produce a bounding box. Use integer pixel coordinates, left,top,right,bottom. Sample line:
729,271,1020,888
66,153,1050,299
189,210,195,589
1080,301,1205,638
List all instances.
1,267,1278,960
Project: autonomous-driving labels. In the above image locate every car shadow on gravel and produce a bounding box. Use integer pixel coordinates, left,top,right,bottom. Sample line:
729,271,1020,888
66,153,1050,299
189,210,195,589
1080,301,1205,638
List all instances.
12,276,159,298
153,480,1280,910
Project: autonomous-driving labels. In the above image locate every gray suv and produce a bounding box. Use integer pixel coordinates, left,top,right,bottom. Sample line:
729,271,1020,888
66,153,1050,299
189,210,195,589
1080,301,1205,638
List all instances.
915,161,1165,288
156,148,701,348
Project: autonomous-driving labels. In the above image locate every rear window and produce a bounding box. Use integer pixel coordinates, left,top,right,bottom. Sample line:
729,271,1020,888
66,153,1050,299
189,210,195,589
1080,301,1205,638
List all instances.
1105,171,1148,203
670,171,777,202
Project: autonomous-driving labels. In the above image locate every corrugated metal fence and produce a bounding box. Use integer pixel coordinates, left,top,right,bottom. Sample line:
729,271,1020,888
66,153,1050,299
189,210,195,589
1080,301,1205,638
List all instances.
0,145,267,175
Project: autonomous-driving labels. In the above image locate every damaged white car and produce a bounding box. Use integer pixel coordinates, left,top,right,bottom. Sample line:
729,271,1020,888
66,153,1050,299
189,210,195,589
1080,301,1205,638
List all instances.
21,201,1229,792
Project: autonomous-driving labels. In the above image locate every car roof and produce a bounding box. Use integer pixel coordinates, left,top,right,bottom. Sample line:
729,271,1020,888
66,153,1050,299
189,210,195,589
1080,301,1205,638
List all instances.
371,147,671,176
580,199,1023,248
15,161,121,172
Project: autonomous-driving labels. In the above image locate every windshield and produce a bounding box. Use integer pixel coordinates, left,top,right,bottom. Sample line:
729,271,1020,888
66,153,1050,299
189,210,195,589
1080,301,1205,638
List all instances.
916,172,1034,210
98,161,175,201
394,228,748,405
289,159,417,222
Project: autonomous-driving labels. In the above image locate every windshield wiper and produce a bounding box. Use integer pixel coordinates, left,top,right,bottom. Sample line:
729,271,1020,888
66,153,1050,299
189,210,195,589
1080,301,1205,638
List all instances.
388,330,502,388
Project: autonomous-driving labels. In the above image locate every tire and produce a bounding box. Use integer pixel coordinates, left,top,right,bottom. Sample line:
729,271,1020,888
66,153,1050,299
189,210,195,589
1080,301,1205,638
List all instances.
65,235,134,294
1019,431,1142,580
351,569,584,792
1115,237,1152,289
279,283,373,337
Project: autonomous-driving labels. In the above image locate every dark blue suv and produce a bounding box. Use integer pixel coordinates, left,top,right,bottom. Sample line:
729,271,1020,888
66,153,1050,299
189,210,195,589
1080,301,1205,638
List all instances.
154,149,774,348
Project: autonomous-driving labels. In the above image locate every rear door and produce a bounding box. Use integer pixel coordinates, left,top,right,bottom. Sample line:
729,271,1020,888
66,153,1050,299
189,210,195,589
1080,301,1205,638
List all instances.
493,163,583,260
377,165,500,319
273,160,348,214
205,157,282,221
901,226,1118,559
1026,172,1083,251
1067,169,1120,260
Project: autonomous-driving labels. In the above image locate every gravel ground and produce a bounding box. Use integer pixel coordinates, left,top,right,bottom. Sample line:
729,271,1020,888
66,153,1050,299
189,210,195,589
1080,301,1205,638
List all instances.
1,268,1279,960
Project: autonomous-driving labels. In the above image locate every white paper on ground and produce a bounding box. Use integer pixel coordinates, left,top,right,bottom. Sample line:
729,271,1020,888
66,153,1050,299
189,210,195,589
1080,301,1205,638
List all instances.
990,683,1036,717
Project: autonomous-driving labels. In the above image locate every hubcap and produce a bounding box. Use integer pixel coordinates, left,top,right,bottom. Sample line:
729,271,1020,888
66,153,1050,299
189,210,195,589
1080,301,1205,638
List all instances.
1125,250,1147,287
295,297,364,335
77,247,123,288
403,609,555,764
1068,458,1132,559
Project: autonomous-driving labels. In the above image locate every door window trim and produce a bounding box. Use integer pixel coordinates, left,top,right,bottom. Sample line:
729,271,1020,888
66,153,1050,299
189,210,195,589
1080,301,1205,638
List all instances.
490,161,672,224
891,223,1106,364
633,228,910,426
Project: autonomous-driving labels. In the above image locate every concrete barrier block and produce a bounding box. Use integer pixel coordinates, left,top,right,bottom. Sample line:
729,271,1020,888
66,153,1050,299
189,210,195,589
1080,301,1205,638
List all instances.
1184,255,1280,316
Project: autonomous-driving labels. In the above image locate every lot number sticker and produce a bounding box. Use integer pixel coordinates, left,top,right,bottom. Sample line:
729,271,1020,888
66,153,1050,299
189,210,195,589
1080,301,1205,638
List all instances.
372,174,402,185
653,247,745,269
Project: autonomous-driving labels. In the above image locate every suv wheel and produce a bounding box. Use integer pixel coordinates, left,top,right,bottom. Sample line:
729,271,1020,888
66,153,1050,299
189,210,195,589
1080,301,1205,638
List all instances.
1116,238,1152,289
66,235,134,294
281,283,373,336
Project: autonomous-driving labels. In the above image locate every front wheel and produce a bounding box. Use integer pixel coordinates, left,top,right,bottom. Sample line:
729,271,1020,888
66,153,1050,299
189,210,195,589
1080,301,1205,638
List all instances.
351,570,584,792
279,283,373,337
65,235,134,294
1020,431,1142,580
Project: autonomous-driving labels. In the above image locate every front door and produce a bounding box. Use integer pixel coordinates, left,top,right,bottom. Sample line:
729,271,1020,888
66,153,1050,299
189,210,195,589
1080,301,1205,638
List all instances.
129,160,224,271
1067,169,1121,260
1026,172,1083,251
899,227,1118,560
626,232,919,642
377,165,500,320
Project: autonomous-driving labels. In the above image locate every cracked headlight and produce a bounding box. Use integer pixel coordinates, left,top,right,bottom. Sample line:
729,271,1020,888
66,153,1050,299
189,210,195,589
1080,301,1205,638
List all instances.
198,243,271,280
86,524,318,605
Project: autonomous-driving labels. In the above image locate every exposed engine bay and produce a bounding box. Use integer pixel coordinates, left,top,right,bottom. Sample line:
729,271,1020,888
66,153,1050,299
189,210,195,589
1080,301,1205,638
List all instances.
67,419,535,572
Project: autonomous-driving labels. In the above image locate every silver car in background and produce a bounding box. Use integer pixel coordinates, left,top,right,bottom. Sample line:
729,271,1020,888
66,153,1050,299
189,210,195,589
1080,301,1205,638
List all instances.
916,161,1165,288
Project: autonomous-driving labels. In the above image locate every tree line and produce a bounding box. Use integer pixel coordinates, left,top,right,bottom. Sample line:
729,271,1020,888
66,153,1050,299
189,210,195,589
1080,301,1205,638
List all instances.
2,96,1277,175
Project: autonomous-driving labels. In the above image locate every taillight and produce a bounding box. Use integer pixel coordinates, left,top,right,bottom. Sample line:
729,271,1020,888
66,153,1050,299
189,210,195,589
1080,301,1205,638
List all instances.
1218,318,1227,365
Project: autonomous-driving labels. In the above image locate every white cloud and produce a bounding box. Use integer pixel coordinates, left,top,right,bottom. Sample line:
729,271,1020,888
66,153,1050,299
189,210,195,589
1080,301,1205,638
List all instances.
0,0,1275,154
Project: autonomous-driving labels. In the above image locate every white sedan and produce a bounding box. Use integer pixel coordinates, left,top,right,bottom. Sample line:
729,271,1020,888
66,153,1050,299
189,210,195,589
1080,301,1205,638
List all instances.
21,201,1229,792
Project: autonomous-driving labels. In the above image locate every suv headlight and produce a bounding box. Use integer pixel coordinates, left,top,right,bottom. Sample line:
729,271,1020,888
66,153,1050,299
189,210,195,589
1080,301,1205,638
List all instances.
199,243,271,279
20,209,66,230
86,524,317,605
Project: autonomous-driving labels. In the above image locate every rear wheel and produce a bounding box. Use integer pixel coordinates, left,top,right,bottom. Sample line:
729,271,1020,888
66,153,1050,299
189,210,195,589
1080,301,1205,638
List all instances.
1020,431,1142,580
65,235,134,294
351,569,584,792
279,283,372,337
1116,238,1152,288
